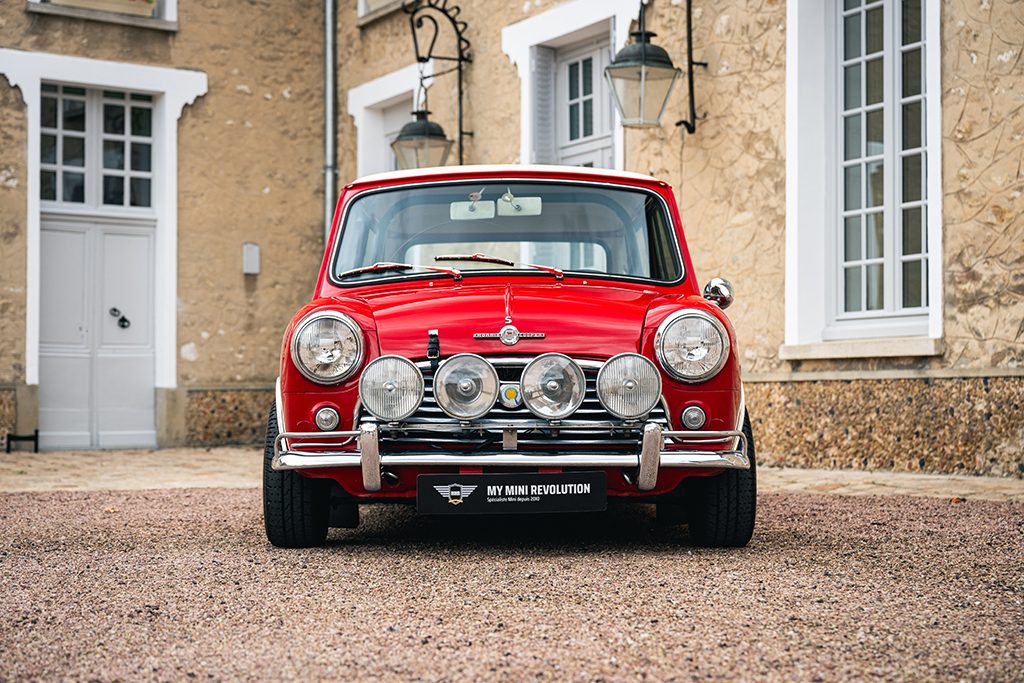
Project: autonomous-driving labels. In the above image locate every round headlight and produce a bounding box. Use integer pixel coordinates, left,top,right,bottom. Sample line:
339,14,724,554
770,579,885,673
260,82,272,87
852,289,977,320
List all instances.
359,355,424,421
434,354,499,420
596,353,662,420
290,312,363,384
521,353,586,420
654,309,731,383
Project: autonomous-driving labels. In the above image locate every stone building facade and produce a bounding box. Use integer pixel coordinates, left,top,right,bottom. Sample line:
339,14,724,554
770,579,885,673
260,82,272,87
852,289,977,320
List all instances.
1,0,1021,476
0,0,326,448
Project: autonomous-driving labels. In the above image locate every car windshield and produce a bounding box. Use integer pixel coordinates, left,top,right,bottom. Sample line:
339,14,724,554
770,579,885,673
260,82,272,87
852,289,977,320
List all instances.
331,181,683,285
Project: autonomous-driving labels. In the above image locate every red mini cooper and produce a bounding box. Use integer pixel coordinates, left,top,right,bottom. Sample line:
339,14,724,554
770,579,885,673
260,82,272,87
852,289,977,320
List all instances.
264,165,755,548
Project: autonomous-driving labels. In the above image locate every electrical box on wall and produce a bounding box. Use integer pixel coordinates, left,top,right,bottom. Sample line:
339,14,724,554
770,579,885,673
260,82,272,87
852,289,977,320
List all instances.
242,242,260,275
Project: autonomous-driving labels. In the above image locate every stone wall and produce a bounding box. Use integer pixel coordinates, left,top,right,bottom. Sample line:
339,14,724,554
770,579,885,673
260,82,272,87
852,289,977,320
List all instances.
940,0,1024,371
0,1,325,393
0,389,15,449
185,388,274,446
0,81,28,386
747,375,1024,477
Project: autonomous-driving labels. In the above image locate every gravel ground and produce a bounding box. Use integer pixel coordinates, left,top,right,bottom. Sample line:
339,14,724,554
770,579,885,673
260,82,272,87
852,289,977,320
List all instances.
1,489,1021,682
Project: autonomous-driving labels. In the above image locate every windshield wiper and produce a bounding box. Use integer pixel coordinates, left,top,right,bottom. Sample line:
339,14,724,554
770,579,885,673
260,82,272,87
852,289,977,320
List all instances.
433,253,563,280
338,261,462,280
522,263,564,280
434,252,514,266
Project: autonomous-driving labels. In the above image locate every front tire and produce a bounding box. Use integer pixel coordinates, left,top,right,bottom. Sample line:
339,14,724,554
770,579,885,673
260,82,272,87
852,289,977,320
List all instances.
263,402,330,548
684,412,757,547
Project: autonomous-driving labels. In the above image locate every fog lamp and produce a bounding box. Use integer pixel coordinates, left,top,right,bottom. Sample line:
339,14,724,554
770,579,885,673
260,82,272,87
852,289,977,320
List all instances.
521,353,586,420
314,407,340,431
681,405,706,430
434,354,499,420
359,355,423,422
596,353,662,420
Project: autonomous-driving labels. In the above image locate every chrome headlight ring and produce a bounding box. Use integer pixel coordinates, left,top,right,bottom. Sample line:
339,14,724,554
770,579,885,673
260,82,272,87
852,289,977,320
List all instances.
654,308,731,383
290,310,364,385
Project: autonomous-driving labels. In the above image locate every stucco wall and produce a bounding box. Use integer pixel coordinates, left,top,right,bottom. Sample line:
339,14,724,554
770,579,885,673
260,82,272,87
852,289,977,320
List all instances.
0,83,28,385
624,0,787,376
341,0,1023,377
0,1,325,393
941,0,1024,371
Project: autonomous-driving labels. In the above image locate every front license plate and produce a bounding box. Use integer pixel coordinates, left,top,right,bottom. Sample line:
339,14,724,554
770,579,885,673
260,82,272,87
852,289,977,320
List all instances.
416,471,607,515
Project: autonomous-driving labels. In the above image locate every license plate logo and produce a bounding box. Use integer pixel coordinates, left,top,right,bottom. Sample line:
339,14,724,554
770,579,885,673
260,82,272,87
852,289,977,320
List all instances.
432,483,478,505
417,472,606,515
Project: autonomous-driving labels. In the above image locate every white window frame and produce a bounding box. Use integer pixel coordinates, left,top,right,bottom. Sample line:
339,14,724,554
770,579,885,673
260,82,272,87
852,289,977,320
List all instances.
555,37,615,167
782,0,942,359
347,61,434,179
26,0,178,28
501,0,636,170
40,85,157,210
0,49,206,388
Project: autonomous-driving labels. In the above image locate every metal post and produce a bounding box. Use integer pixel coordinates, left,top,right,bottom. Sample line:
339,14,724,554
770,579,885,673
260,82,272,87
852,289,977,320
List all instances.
323,0,338,244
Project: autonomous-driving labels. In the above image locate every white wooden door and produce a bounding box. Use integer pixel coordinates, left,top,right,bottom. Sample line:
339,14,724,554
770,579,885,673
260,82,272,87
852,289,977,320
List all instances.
39,220,156,449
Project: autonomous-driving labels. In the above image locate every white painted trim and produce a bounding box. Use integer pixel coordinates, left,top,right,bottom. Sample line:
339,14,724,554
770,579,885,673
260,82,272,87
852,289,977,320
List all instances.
778,336,943,361
924,0,943,340
0,49,207,388
27,0,177,22
501,0,636,169
347,61,434,179
783,0,943,354
745,366,1024,383
784,0,829,347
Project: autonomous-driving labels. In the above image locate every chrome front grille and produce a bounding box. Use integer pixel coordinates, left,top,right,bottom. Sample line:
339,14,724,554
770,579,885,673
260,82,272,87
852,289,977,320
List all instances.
358,359,670,454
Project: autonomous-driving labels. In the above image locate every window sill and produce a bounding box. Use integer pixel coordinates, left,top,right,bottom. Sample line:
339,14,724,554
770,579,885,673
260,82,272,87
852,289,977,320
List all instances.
356,0,404,28
778,336,944,360
26,1,178,32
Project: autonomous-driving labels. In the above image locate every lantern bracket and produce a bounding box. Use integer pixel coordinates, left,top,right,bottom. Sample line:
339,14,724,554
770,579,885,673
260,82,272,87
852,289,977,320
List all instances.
403,0,473,163
673,0,708,134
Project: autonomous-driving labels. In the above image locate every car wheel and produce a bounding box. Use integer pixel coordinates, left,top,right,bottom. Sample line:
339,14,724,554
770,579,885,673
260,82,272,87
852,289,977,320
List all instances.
263,402,330,548
684,412,757,548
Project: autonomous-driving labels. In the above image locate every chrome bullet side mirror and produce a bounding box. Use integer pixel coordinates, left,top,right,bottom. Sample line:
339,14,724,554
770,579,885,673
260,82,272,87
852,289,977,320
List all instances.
703,277,734,310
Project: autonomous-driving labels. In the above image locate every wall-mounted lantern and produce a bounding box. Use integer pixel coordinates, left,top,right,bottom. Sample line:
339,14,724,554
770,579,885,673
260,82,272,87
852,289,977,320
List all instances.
391,110,454,169
605,0,706,133
392,0,472,169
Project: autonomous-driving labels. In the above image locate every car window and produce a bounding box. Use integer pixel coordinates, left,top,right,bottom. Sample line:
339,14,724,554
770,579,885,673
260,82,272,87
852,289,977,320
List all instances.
331,181,683,284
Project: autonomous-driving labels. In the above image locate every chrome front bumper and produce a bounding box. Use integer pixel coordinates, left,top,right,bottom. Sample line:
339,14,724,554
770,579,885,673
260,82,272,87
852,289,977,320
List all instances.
272,421,749,493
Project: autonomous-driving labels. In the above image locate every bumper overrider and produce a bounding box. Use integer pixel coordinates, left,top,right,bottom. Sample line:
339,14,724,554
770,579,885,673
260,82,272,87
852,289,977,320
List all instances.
272,413,750,493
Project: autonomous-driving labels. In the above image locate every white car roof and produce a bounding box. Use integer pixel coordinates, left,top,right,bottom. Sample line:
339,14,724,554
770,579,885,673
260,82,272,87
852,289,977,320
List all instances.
348,164,664,187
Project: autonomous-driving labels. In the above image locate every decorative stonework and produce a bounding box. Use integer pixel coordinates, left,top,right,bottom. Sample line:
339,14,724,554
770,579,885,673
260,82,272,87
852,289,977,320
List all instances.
0,388,15,447
747,376,1024,477
185,388,273,446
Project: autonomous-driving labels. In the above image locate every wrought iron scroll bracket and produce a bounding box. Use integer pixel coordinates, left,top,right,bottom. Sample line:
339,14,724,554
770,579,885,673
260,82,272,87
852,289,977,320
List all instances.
674,0,708,134
403,0,473,163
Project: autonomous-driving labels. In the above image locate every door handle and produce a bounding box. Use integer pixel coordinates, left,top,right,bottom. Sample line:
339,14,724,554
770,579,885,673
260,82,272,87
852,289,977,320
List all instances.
109,308,130,329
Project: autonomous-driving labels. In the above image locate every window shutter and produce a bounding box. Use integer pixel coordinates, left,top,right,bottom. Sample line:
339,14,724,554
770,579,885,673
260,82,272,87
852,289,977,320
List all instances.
531,45,556,164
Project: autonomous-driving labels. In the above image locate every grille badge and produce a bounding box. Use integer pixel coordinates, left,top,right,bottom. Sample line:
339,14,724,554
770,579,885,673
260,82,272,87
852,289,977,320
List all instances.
473,324,545,346
498,383,523,409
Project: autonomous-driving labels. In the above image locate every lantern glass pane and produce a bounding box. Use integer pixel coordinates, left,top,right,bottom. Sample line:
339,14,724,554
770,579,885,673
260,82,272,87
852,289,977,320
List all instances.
606,63,679,127
391,137,452,170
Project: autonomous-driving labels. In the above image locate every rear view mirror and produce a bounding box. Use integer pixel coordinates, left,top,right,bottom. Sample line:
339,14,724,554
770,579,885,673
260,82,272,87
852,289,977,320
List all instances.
497,195,542,216
450,200,495,220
